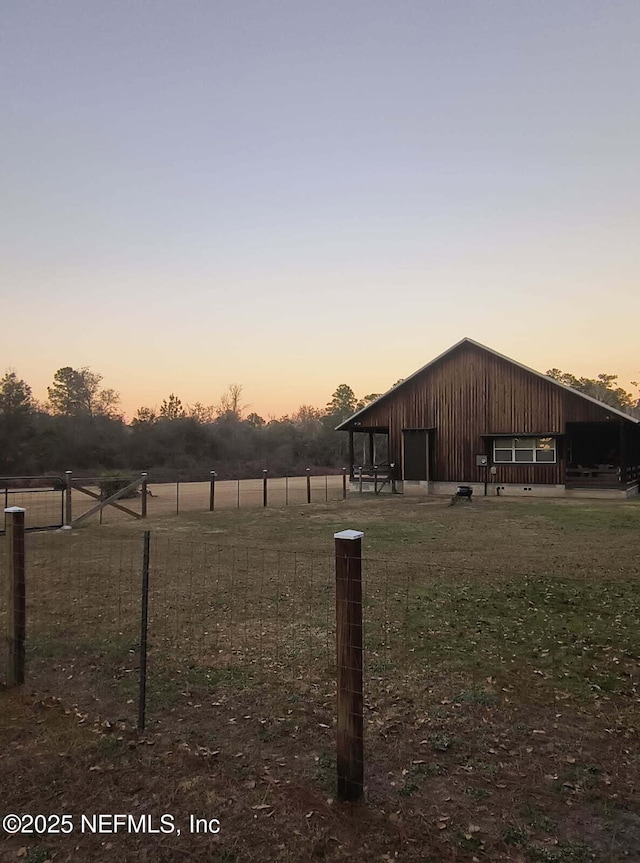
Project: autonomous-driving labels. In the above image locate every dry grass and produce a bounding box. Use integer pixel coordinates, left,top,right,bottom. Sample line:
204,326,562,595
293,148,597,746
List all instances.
1,494,639,862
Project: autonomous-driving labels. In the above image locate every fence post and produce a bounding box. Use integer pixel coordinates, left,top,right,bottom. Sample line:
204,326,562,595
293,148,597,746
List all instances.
138,530,151,731
176,481,180,514
64,470,73,527
342,467,347,500
358,466,363,495
306,468,311,504
390,463,396,494
263,469,268,507
325,474,328,502
334,528,364,802
5,507,26,687
237,478,240,508
285,475,289,506
140,472,148,518
209,471,216,512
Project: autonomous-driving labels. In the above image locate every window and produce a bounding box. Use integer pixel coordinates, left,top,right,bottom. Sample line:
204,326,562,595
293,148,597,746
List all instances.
493,437,556,464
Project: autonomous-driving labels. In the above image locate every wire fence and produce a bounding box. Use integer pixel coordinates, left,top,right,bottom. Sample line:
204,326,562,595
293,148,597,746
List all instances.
1,519,639,813
3,504,640,859
1,488,65,533
2,472,348,530
2,527,638,725
146,472,346,515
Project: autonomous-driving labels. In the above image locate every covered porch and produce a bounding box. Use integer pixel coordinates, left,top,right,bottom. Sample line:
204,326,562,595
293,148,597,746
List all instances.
565,421,640,490
346,427,395,489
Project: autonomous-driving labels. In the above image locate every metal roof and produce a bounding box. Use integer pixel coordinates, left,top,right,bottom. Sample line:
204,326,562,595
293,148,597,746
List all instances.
335,337,639,430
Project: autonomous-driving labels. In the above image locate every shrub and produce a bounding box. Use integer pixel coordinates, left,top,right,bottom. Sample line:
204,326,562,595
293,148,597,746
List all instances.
98,471,139,499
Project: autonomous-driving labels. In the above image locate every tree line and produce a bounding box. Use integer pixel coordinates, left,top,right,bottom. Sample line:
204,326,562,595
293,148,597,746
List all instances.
1,365,638,479
0,368,381,479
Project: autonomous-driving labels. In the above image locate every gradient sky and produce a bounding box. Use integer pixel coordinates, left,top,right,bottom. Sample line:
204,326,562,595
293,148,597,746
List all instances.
2,1,639,420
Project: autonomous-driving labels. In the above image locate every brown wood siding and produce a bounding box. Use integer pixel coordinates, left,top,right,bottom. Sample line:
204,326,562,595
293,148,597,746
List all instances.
346,342,631,484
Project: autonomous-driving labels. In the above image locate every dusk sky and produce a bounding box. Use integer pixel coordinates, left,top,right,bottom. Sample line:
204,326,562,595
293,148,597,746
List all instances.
2,1,639,420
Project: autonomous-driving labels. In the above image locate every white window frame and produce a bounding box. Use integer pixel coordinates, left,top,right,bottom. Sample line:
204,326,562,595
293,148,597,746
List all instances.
492,437,557,464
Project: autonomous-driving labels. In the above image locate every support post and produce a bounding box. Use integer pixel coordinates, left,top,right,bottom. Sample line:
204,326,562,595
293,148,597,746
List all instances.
138,530,151,731
141,472,148,518
209,471,216,511
263,469,268,507
390,463,397,494
358,466,363,495
334,528,364,802
306,468,311,504
367,432,374,467
348,430,355,480
64,470,73,527
342,467,347,499
5,507,26,687
373,464,378,495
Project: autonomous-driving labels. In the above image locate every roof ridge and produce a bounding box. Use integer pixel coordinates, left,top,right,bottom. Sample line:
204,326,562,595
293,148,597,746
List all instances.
336,339,639,429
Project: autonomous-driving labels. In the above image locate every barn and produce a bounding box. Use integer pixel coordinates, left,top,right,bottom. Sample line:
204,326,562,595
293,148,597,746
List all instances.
336,338,640,499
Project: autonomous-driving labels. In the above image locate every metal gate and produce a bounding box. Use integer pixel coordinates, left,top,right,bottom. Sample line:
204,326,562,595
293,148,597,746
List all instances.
1,476,65,535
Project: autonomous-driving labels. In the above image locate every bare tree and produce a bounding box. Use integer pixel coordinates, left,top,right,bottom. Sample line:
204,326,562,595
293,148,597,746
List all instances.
216,383,248,420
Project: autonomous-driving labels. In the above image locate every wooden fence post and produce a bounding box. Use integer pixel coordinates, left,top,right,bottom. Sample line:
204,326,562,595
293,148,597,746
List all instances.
263,469,268,507
140,472,148,518
334,528,364,802
64,470,73,527
209,471,216,512
342,467,347,500
306,468,311,504
5,507,26,687
138,530,151,731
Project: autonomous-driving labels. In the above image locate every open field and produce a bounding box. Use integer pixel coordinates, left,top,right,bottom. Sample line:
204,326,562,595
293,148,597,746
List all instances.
1,495,640,862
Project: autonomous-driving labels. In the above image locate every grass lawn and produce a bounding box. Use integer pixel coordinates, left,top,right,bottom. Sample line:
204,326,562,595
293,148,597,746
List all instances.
1,494,639,862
